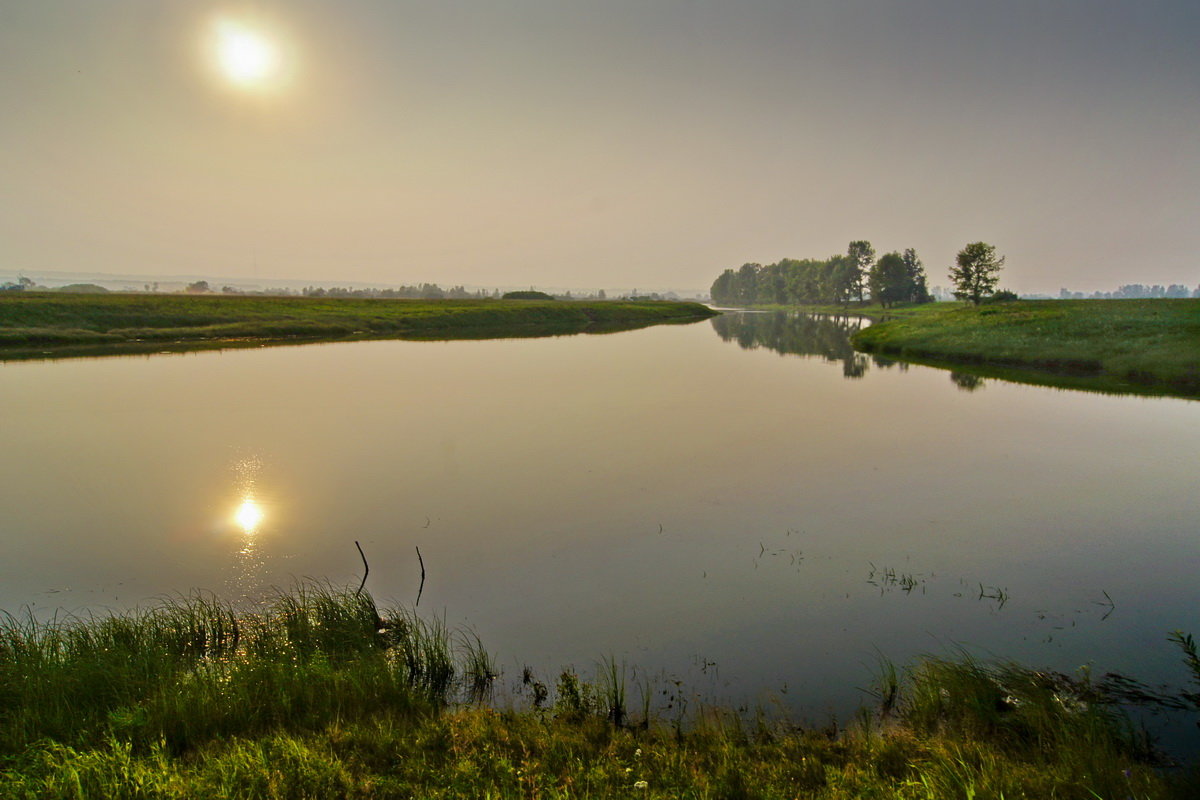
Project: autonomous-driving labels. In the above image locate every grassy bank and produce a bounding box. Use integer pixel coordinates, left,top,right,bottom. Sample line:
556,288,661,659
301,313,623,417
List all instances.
755,299,1200,398
0,293,717,360
0,584,1195,798
850,299,1200,397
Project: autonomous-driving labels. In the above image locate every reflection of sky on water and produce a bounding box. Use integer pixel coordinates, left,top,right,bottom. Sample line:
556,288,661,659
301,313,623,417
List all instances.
1,322,1198,752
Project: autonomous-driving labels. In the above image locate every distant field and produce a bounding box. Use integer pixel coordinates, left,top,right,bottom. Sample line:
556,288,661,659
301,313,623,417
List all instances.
0,293,717,360
851,299,1200,398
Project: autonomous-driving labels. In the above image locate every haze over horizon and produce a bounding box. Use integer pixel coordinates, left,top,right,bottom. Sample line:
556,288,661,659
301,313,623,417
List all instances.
2,1,1197,296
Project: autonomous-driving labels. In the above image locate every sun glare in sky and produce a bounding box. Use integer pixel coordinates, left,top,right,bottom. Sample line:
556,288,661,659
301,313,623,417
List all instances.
209,17,284,90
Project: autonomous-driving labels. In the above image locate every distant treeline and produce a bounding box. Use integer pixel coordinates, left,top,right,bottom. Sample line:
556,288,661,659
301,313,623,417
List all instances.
197,281,530,300
0,277,629,302
710,241,933,307
0,278,109,294
1058,284,1200,300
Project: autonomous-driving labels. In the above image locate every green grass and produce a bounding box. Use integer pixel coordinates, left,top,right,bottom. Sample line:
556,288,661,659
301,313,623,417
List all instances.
847,299,1200,398
0,293,717,360
0,583,486,758
0,583,1196,798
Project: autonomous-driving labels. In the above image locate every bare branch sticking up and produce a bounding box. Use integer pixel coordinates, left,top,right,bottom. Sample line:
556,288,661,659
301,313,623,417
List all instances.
415,545,426,608
355,540,369,596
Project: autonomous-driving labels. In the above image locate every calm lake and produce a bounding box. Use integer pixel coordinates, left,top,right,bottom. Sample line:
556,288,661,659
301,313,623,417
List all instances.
2,311,1197,729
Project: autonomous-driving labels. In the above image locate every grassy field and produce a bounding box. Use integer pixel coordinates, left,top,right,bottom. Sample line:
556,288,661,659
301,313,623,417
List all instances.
0,293,717,360
0,583,1195,798
780,299,1200,398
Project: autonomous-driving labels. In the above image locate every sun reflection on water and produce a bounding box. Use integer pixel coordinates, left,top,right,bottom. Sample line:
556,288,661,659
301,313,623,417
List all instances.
235,497,265,534
227,456,270,602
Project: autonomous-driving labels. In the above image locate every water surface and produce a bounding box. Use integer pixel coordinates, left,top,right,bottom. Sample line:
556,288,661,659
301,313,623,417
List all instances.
2,311,1196,729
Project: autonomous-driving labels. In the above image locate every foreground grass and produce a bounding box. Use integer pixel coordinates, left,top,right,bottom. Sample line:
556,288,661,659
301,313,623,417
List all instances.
0,293,716,360
827,299,1199,398
1,584,1195,798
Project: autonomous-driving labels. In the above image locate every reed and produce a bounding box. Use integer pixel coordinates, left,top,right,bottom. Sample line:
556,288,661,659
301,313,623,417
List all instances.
1,588,1196,798
599,656,628,728
0,582,482,757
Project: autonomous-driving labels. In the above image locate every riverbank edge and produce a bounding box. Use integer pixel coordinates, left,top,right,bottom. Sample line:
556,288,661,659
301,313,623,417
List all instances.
743,300,1200,399
1,584,1195,798
0,294,719,361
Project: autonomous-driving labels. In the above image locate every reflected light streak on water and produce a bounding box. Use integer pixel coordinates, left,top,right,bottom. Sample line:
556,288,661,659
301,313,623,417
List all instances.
235,498,265,535
228,456,268,604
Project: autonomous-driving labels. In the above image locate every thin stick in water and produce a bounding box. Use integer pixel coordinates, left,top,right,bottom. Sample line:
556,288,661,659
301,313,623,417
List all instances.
355,540,369,596
415,545,426,608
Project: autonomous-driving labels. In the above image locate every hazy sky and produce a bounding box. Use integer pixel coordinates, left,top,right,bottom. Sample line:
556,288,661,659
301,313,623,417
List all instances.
2,1,1197,294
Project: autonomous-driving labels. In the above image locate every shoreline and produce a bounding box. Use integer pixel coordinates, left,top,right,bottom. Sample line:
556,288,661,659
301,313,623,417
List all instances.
731,300,1200,399
0,293,718,361
1,583,1194,797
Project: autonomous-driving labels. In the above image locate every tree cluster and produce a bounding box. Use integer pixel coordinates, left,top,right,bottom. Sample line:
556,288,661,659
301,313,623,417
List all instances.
1060,284,1199,300
0,277,39,292
198,283,613,301
709,241,933,307
501,290,554,300
301,283,483,300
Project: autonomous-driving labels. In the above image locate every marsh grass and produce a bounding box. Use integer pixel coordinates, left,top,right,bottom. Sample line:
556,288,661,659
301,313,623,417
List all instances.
0,582,489,758
3,712,1188,799
1168,631,1200,711
2,589,1196,798
598,657,629,728
457,630,498,704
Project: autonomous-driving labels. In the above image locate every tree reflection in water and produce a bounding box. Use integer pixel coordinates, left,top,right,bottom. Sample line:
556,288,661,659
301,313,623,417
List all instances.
711,311,908,380
950,372,987,392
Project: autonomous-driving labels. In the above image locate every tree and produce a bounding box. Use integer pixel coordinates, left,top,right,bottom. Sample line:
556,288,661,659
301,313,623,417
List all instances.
847,241,874,303
502,290,554,300
710,270,736,305
902,248,933,304
735,263,761,305
867,252,909,308
757,262,785,304
867,249,933,308
949,242,1005,305
825,255,857,306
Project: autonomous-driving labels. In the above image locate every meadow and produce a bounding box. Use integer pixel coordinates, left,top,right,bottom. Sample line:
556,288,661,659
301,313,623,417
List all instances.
0,293,717,359
0,583,1196,799
785,299,1200,398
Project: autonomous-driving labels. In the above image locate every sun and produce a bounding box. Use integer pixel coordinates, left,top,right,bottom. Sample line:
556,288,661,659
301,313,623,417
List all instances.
210,18,282,89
